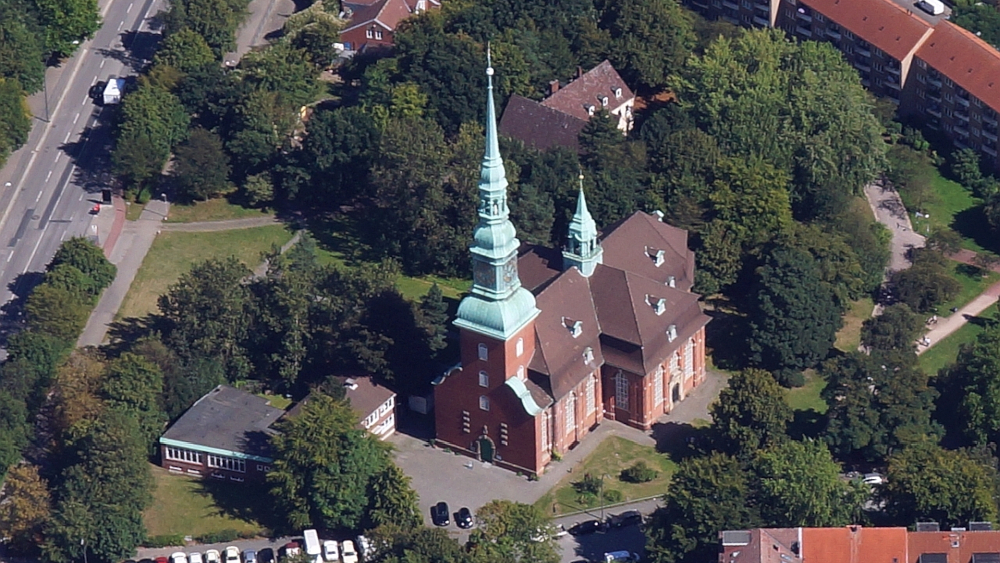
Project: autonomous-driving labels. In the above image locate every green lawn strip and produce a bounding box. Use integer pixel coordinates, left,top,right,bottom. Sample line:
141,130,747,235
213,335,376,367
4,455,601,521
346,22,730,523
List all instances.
919,319,985,376
784,369,828,414
315,245,469,302
258,393,292,410
935,265,1000,316
909,169,987,253
834,298,874,353
534,436,675,516
144,464,263,538
118,225,294,319
126,201,144,222
165,198,269,224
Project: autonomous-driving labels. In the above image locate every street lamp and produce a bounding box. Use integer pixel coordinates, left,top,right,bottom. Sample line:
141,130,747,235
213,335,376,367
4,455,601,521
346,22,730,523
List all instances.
81,538,88,563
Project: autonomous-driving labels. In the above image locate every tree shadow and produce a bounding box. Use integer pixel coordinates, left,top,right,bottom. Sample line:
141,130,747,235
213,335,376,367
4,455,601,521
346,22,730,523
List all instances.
953,206,1000,254
703,307,749,371
0,272,45,347
306,212,382,266
787,409,825,441
195,478,281,532
103,315,161,355
650,421,713,462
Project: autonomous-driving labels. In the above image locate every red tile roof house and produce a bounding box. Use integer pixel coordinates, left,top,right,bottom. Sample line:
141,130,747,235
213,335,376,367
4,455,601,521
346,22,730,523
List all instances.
499,61,636,152
338,0,439,53
285,376,398,439
718,523,1000,563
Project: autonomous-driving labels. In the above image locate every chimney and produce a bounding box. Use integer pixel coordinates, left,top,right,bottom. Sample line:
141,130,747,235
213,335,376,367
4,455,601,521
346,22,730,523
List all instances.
549,80,560,95
577,66,584,79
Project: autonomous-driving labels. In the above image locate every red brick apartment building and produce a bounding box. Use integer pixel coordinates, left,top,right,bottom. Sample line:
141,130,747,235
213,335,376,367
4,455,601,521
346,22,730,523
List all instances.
720,523,1000,563
433,61,709,477
685,0,1000,173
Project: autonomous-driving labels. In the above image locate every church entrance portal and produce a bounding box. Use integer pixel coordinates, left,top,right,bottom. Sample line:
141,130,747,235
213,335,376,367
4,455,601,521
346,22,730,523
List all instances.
478,436,495,463
672,384,681,404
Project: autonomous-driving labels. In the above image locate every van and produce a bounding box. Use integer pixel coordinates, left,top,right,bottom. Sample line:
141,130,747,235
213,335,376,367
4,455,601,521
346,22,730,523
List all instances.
303,530,322,563
916,0,944,15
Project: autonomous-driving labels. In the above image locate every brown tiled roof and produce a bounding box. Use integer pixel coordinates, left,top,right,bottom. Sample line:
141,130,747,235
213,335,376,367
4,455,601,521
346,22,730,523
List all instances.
531,268,603,399
518,244,564,293
909,529,1000,563
799,0,933,61
341,0,412,33
801,526,908,563
600,212,695,292
916,22,1000,112
340,376,395,419
541,61,634,121
499,95,586,152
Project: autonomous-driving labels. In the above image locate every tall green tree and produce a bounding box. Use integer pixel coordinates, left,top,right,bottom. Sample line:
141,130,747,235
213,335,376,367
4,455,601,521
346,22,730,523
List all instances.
0,0,46,93
890,249,961,313
112,81,190,189
946,320,1000,445
34,0,100,57
710,368,792,459
596,0,695,91
418,283,449,356
49,237,116,290
172,127,232,201
153,28,216,73
0,77,30,168
861,303,923,354
467,500,559,563
101,353,166,454
365,464,421,531
24,285,89,342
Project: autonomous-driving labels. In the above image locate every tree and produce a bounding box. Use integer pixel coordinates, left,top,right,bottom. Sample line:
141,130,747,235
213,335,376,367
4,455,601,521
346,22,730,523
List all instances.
467,500,559,563
710,369,792,459
282,2,344,70
130,337,223,420
0,0,46,93
158,257,253,380
49,237,116,290
34,0,100,57
0,77,30,167
241,171,274,208
294,106,380,206
746,245,841,375
366,525,468,563
882,443,999,528
861,303,923,354
43,409,153,563
596,0,695,91
646,454,758,563
165,0,250,56
947,321,1000,445
890,250,961,313
418,283,449,356
366,464,421,531
267,394,391,531
509,181,555,245
24,285,89,342
0,463,52,553
153,28,216,73
173,127,232,201
50,350,106,437
753,440,867,527
113,81,190,190
102,353,166,454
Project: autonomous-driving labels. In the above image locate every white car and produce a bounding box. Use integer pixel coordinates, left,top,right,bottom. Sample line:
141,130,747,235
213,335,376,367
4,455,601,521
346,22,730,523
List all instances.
863,473,885,486
205,551,221,563
340,541,358,563
322,540,339,563
171,553,188,563
189,553,204,563
224,546,241,563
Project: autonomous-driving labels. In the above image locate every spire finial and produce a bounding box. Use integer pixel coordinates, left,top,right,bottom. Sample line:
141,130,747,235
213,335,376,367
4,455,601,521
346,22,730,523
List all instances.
486,43,494,85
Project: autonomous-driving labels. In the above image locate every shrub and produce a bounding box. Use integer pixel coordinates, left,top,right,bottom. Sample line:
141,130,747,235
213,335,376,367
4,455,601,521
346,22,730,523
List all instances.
196,529,240,544
572,473,603,496
775,369,806,388
143,534,186,548
603,489,623,503
620,461,659,483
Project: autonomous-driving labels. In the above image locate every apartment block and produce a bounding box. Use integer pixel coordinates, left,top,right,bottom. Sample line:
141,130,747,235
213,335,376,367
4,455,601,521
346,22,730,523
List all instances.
684,0,1000,172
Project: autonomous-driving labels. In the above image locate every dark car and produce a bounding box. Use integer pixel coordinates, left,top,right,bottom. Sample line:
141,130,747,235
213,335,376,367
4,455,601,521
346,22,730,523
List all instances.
607,510,643,528
568,519,606,536
258,549,275,563
457,506,474,529
431,501,451,526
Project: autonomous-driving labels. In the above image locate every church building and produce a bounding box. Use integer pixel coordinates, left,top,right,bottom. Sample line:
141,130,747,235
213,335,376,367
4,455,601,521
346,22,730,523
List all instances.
433,60,711,477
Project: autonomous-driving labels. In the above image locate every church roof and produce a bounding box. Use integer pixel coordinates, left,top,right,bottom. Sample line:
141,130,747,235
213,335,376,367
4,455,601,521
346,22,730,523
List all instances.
600,212,695,291
499,95,586,152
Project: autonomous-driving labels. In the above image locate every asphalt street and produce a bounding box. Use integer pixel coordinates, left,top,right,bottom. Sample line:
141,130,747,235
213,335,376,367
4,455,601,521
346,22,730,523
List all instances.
0,0,165,336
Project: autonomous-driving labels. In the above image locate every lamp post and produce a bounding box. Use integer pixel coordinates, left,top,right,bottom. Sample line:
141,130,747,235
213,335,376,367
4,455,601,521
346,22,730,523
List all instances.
81,538,88,563
42,70,50,123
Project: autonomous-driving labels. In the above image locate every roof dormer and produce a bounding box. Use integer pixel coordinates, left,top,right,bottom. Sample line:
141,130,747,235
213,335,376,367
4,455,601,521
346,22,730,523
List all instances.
563,317,583,338
646,295,667,316
646,246,665,267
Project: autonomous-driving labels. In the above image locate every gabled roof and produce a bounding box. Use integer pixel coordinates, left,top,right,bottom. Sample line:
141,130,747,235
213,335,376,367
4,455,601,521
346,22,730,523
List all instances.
541,61,634,121
799,0,933,61
801,526,908,563
600,211,695,292
916,22,1000,112
499,94,587,152
341,0,412,33
909,528,1000,563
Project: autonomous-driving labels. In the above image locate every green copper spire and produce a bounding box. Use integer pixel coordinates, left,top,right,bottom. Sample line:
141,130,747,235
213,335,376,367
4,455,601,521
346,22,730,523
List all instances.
563,175,602,277
455,49,539,341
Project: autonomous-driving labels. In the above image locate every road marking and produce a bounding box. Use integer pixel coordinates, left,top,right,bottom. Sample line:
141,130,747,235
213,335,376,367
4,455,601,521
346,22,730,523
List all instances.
91,76,97,85
35,191,42,202
63,131,71,142
74,112,80,124
54,153,61,163
100,58,106,68
6,253,12,263
117,20,124,31
81,96,88,106
22,231,46,274
79,193,85,201
127,1,133,11
45,171,52,183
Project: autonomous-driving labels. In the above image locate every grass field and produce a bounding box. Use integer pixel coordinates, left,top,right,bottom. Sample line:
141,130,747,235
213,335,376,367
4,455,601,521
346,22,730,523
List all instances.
144,465,264,538
935,264,1000,316
118,225,294,319
533,436,676,516
784,370,828,414
909,167,992,253
165,198,270,224
835,298,874,353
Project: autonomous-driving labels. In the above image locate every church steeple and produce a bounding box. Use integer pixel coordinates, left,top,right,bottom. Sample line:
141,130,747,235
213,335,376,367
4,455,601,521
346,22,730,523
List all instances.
563,176,603,277
454,50,540,341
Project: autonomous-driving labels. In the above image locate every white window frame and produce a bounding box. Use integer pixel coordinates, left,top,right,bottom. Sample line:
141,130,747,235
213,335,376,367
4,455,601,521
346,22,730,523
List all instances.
586,375,596,415
516,338,524,357
615,372,629,411
366,29,373,39
478,343,488,361
684,340,694,378
565,394,576,435
479,395,490,411
207,455,246,473
540,411,550,451
479,371,489,387
165,447,203,465
654,365,664,407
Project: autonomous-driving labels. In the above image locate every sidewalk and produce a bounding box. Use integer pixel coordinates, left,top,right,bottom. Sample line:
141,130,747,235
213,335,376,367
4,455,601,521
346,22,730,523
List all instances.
77,199,169,347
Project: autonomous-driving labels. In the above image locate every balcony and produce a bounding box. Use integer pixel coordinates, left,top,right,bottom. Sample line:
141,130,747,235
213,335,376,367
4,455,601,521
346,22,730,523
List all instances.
722,0,738,10
955,126,970,138
886,77,901,90
856,46,871,58
927,90,941,102
956,96,970,107
755,2,769,13
956,110,970,122
927,105,942,117
886,64,901,75
928,76,942,88
753,15,769,26
854,60,871,73
984,129,998,142
985,114,998,126
796,25,812,37
826,27,841,39
985,145,998,157
955,138,969,149
796,9,812,21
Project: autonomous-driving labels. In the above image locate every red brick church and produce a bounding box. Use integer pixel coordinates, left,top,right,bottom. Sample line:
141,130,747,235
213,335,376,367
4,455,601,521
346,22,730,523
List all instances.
433,60,710,477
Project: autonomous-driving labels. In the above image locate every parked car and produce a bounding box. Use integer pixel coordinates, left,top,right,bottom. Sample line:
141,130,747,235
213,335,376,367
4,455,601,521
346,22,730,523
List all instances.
189,553,204,563
355,535,373,561
224,546,241,563
603,551,639,563
170,552,188,563
863,473,885,486
282,543,301,560
341,541,359,563
607,510,643,528
155,557,169,563
457,507,474,529
322,541,339,563
431,501,450,526
258,549,275,563
205,550,221,563
243,550,257,563
568,519,606,536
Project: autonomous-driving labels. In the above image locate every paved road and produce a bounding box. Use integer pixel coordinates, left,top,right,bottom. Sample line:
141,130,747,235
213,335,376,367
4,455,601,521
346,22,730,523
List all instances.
0,0,164,341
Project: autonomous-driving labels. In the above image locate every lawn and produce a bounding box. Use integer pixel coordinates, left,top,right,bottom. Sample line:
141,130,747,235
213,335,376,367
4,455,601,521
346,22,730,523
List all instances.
165,198,270,224
144,465,264,538
935,264,1000,316
118,225,294,319
784,370,828,414
533,436,676,516
126,201,144,221
918,315,991,376
909,167,991,253
835,298,874,353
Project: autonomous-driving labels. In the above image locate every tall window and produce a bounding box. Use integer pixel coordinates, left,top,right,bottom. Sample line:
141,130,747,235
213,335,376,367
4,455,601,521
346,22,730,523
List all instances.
684,340,694,377
517,366,525,380
479,371,489,387
479,396,490,411
586,376,596,415
565,394,576,435
615,372,629,411
366,29,373,39
654,366,664,407
478,344,488,361
540,411,550,451
516,338,524,357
